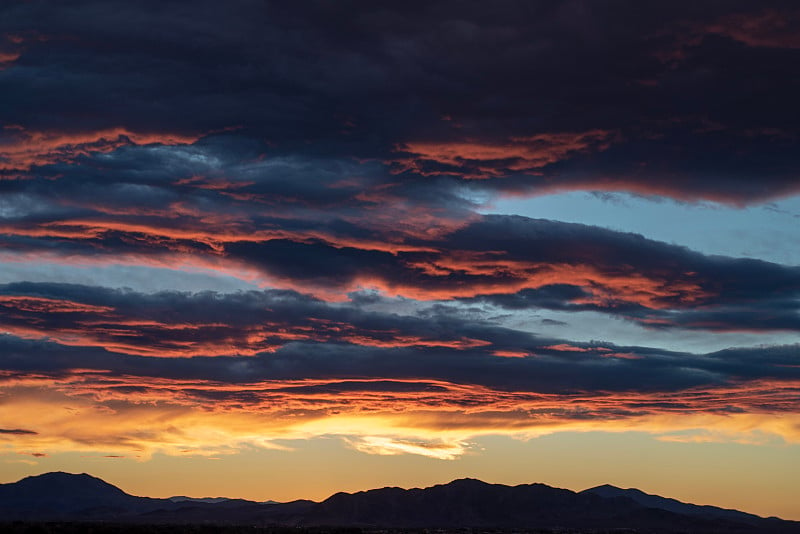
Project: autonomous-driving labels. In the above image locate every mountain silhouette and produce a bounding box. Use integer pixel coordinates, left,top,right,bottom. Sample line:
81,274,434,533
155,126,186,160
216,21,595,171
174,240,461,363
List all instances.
583,483,766,523
0,472,160,520
168,496,232,504
310,478,639,527
305,478,796,531
1,472,798,532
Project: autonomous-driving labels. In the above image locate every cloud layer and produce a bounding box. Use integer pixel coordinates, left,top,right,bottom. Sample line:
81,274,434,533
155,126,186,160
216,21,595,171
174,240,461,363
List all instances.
1,0,799,461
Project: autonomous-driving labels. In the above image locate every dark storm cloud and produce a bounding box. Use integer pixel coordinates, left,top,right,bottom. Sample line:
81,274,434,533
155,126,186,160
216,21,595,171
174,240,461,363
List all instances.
0,137,473,259
1,2,799,343
450,216,800,330
0,281,536,355
0,331,798,401
226,215,800,317
1,0,799,202
468,285,596,311
2,210,800,331
474,287,800,333
0,139,383,211
0,1,798,423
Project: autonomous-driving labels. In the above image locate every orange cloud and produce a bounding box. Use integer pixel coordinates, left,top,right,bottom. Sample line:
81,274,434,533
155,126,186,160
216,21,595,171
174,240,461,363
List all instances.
0,221,714,308
373,256,709,307
390,130,618,179
0,33,30,70
0,126,202,172
0,295,113,314
0,214,441,257
1,374,799,460
0,292,494,357
492,350,529,358
0,51,20,69
706,9,800,49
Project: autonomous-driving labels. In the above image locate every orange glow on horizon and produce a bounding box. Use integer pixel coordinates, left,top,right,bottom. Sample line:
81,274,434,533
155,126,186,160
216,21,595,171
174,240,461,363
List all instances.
2,373,799,462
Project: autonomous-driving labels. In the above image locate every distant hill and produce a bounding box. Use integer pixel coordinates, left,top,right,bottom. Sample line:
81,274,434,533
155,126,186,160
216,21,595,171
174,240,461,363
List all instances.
169,496,233,504
1,472,798,533
583,483,766,523
309,478,645,528
305,478,795,532
0,472,165,520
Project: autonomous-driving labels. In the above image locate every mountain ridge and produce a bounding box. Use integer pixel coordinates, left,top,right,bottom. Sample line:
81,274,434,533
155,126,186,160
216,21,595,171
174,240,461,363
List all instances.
582,483,767,523
1,472,798,532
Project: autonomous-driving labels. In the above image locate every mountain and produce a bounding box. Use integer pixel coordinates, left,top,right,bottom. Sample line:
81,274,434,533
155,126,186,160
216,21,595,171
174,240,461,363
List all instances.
309,478,638,527
583,484,767,523
169,496,232,504
1,472,799,533
167,496,280,504
0,472,164,520
305,478,795,531
0,472,310,525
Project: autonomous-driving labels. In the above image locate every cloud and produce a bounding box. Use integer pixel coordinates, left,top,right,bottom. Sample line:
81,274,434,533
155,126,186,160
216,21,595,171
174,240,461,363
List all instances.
2,369,799,459
390,130,618,179
1,317,798,458
0,126,203,171
0,283,501,357
704,9,800,50
345,436,469,460
2,211,800,334
0,0,799,462
1,330,799,401
0,2,799,203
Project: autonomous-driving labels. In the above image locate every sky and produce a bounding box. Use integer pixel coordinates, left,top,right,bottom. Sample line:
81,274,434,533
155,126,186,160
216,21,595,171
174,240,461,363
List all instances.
1,0,799,520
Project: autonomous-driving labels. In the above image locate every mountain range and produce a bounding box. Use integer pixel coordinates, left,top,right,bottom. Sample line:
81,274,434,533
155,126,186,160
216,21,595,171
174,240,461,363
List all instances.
1,472,798,533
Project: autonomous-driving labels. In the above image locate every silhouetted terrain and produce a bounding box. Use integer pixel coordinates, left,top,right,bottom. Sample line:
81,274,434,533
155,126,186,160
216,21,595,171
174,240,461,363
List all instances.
1,473,798,533
583,485,768,523
0,472,261,522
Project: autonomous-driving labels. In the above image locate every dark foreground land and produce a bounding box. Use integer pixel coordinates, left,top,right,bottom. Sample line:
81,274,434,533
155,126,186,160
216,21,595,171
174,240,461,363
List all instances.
0,525,758,534
2,473,799,534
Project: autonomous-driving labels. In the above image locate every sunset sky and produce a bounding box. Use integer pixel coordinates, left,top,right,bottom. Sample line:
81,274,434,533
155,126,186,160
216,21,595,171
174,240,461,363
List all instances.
1,0,800,520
